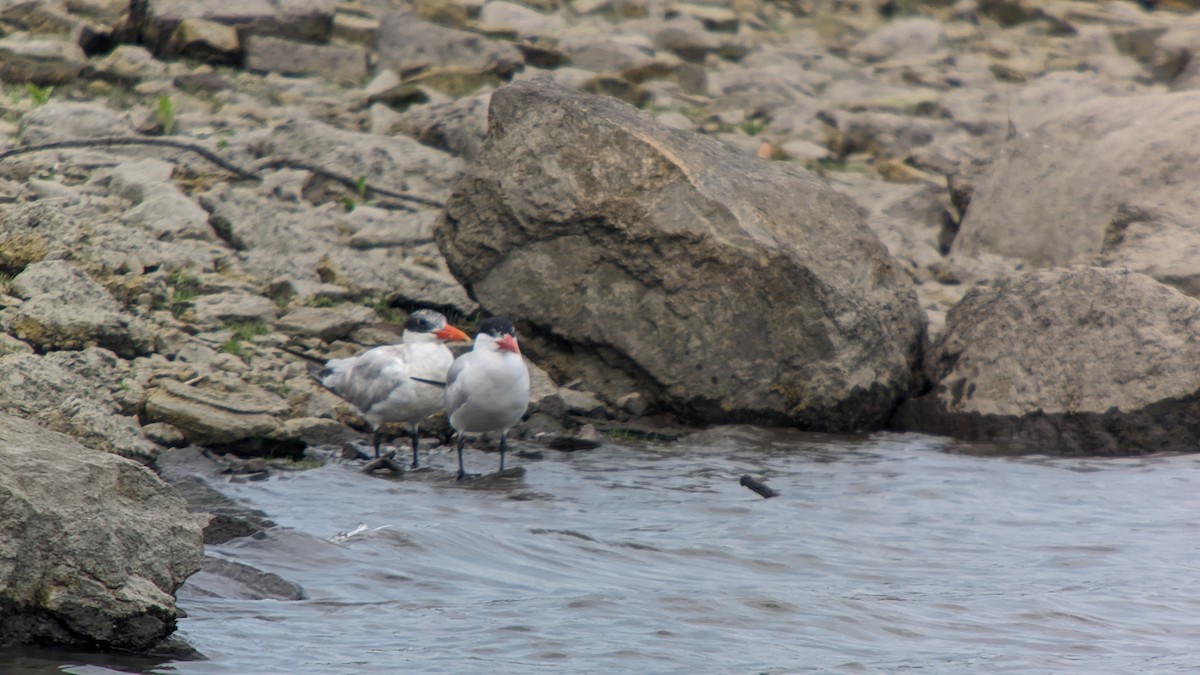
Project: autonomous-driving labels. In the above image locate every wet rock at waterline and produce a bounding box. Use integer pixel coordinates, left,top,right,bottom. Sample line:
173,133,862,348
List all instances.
438,79,924,429
0,412,204,650
893,266,1200,456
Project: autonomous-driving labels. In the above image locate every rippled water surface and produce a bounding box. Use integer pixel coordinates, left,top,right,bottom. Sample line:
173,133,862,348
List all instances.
23,428,1200,673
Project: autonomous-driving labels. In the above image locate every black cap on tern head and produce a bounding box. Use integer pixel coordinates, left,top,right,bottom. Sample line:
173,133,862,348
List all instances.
403,308,446,333
478,316,516,338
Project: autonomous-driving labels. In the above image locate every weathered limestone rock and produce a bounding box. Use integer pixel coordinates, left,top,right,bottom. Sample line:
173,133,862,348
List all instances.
0,412,203,650
375,8,524,79
143,379,289,447
2,260,154,358
191,292,277,327
437,79,924,429
849,17,948,63
162,17,241,64
0,33,86,85
275,304,376,341
18,100,135,143
138,0,337,55
893,266,1200,455
388,91,492,160
0,348,158,461
244,35,368,84
954,91,1200,299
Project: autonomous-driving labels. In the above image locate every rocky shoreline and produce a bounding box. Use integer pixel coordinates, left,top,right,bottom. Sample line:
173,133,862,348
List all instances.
3,0,1200,653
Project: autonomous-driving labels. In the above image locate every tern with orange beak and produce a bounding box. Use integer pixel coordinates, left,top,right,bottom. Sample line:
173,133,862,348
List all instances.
444,316,531,479
314,309,470,466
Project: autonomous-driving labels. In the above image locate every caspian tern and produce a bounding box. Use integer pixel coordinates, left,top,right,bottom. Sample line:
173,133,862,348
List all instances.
444,316,531,479
313,309,470,466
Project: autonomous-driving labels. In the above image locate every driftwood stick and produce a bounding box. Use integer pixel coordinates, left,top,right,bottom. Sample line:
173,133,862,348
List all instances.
362,455,406,476
740,474,779,499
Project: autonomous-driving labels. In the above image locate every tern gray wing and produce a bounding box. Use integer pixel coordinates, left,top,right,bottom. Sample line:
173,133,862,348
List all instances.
443,354,471,417
320,347,409,416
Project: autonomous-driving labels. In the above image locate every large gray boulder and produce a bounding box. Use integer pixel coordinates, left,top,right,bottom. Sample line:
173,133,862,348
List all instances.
437,79,924,429
953,91,1200,297
893,266,1200,455
0,412,204,650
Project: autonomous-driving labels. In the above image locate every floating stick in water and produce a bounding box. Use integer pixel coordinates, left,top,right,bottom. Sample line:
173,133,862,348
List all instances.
740,474,779,499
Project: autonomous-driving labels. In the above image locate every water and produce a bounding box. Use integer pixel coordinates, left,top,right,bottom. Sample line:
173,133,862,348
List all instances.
13,427,1200,673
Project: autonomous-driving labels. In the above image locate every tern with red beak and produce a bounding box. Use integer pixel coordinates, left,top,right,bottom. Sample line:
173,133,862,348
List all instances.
314,309,470,466
444,316,531,479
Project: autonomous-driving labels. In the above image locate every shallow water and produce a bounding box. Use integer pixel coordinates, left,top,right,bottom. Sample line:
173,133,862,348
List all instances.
16,427,1200,673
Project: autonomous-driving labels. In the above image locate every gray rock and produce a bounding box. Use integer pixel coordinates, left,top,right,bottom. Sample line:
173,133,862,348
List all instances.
0,0,79,34
477,1,565,39
0,33,86,85
244,35,368,84
232,117,463,205
375,9,524,79
182,557,305,601
894,266,1200,456
849,18,948,63
345,207,439,248
122,188,217,242
162,17,241,64
275,304,377,341
143,379,289,447
389,91,492,161
139,0,336,55
0,412,203,650
0,348,158,461
559,33,655,73
191,292,277,326
3,260,154,358
953,91,1200,297
437,79,924,429
94,45,170,84
18,101,135,144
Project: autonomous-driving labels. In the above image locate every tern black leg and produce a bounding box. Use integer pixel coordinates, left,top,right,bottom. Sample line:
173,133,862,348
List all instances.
456,434,466,480
499,432,507,472
371,430,383,459
409,424,421,469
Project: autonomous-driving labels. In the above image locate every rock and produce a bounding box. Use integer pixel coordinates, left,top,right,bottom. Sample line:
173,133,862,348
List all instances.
343,209,437,250
3,260,154,358
182,557,305,601
332,11,379,47
559,33,655,73
376,9,523,79
953,91,1200,297
0,347,158,461
143,379,290,448
199,186,475,313
894,266,1200,456
18,100,135,144
1,0,79,34
244,35,368,84
0,412,203,650
665,3,738,33
477,1,565,39
849,18,949,63
616,391,648,416
139,0,337,55
156,447,277,544
231,117,464,206
0,33,86,85
162,17,241,64
189,292,276,327
121,186,218,243
437,79,924,429
275,304,376,341
389,91,491,160
94,45,170,83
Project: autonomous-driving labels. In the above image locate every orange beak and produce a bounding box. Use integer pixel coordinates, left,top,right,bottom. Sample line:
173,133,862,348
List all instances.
434,324,471,343
497,334,520,354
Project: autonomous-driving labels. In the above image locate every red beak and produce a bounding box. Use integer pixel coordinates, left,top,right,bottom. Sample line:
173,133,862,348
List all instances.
434,324,471,343
497,334,520,354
